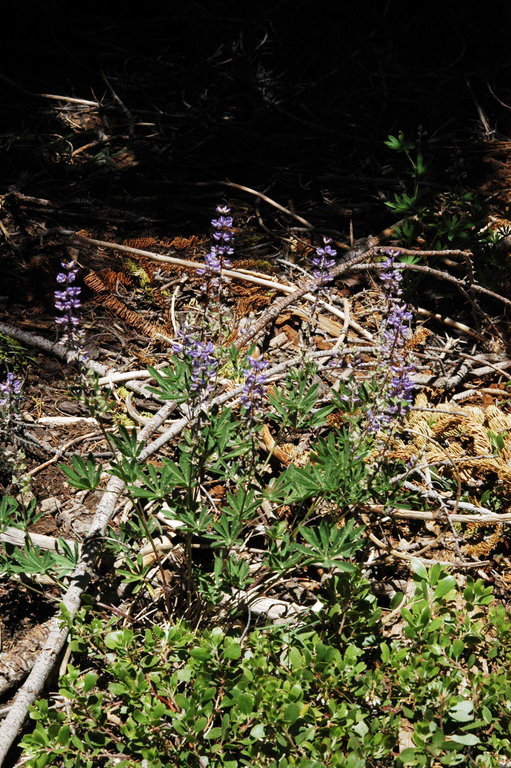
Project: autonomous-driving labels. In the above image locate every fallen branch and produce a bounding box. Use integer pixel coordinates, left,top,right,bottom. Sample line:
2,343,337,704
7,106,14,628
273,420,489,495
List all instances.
366,530,489,568
0,322,159,401
0,528,77,552
364,503,511,525
185,179,315,229
221,587,323,623
350,259,511,310
27,430,102,477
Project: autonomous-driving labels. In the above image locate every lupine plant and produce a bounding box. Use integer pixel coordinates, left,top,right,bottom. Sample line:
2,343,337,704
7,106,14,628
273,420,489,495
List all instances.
0,371,22,415
366,251,415,433
300,236,338,352
196,205,235,338
55,257,87,363
197,205,234,291
0,204,508,768
0,371,26,492
172,331,219,401
312,236,337,286
240,354,270,416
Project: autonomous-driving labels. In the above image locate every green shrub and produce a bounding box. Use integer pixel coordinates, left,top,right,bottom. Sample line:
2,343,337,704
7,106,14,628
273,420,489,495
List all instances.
20,563,511,767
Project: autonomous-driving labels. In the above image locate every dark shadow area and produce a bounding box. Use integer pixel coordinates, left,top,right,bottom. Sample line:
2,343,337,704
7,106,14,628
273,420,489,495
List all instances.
1,0,511,301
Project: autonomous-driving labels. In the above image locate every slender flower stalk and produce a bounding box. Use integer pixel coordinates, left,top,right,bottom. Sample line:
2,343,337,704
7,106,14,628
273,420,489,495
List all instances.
54,259,87,363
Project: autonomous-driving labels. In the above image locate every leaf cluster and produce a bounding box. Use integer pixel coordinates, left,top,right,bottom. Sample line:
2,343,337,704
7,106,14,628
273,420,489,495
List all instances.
20,567,511,768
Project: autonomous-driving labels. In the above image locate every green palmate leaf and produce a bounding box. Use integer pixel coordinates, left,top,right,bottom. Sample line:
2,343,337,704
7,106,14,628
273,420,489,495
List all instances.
128,456,192,500
264,524,309,574
221,488,260,522
266,431,370,506
0,495,21,531
145,362,190,403
4,539,78,582
294,520,364,569
268,368,333,430
0,495,42,531
9,546,58,575
384,132,415,153
265,465,322,504
108,425,144,458
116,554,154,594
385,192,420,215
194,406,251,468
393,219,418,245
50,539,81,575
205,514,245,549
60,454,102,491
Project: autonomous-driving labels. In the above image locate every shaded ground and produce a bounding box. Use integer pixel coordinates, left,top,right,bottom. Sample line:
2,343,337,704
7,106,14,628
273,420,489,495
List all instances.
1,2,511,304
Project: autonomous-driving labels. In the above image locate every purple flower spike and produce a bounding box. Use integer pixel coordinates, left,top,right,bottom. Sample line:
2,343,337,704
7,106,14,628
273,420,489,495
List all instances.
198,204,235,292
0,373,22,410
54,259,87,363
312,237,337,282
367,252,415,433
173,329,218,398
240,355,269,416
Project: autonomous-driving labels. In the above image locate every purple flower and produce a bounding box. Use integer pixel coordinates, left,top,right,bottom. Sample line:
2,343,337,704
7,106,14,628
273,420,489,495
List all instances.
0,373,22,409
173,330,218,397
197,205,234,292
240,355,269,415
379,261,403,297
312,238,337,282
54,259,87,362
